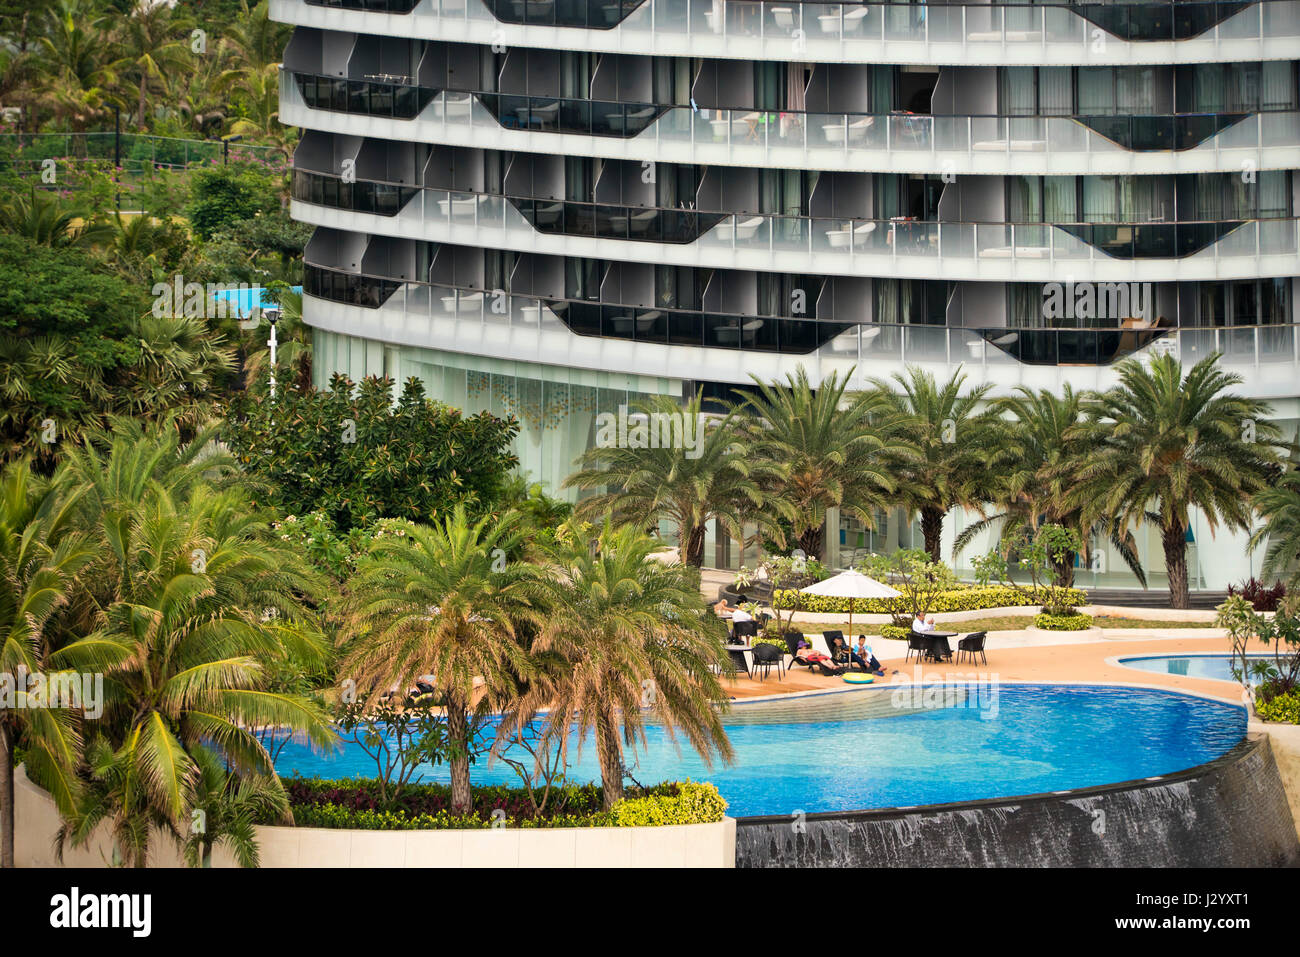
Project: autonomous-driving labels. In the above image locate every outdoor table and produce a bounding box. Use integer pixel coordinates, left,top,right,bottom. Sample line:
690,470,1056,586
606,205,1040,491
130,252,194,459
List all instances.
724,643,751,676
926,631,958,662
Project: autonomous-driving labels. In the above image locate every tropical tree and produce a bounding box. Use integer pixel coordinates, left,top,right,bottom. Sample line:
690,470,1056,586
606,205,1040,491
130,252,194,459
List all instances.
33,0,123,139
736,366,908,561
510,522,733,809
180,745,290,868
116,0,194,127
957,385,1144,587
868,366,1009,562
0,461,91,868
1249,468,1300,589
565,392,780,567
1069,353,1285,609
341,507,541,813
0,187,113,249
55,478,334,866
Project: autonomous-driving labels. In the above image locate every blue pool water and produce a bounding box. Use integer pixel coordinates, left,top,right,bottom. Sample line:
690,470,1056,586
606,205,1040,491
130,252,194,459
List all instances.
1119,654,1271,685
272,684,1245,818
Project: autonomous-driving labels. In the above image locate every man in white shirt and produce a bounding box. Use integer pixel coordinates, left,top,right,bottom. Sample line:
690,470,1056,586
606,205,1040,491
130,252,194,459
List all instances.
731,607,754,625
912,614,935,634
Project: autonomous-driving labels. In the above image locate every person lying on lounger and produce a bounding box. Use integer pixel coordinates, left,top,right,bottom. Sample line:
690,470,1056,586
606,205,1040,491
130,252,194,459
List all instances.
797,639,845,676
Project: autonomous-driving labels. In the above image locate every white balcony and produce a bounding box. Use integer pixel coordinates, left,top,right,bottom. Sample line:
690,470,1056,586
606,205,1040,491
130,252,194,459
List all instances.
290,180,1300,282
280,72,1300,177
270,0,1300,67
303,283,1300,400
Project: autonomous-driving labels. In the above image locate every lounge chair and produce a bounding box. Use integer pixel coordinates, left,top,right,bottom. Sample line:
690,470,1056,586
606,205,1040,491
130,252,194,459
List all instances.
822,630,848,664
955,631,988,666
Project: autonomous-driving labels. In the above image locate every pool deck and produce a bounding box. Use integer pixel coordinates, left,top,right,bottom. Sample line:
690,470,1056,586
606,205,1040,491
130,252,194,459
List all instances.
721,632,1270,705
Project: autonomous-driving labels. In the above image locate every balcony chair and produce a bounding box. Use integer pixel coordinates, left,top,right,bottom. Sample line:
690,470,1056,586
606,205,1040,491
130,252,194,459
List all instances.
955,631,988,666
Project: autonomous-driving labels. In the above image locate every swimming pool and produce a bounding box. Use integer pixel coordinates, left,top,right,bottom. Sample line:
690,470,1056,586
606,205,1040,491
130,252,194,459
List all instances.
1118,653,1270,685
271,684,1245,818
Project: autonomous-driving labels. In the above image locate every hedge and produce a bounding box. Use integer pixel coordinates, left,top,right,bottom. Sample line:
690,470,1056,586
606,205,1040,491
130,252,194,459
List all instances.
880,625,910,641
1256,690,1300,725
278,777,727,830
773,584,1087,616
1034,612,1095,631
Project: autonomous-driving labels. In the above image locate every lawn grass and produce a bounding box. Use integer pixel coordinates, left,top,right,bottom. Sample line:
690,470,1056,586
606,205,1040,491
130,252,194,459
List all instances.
788,614,1219,638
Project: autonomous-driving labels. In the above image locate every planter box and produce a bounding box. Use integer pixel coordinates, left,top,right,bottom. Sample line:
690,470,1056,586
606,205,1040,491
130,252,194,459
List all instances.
13,766,735,869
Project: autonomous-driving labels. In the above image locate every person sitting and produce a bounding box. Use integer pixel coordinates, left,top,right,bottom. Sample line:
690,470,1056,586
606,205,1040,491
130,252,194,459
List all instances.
796,639,844,676
730,605,754,625
853,635,887,677
912,614,936,634
714,598,735,618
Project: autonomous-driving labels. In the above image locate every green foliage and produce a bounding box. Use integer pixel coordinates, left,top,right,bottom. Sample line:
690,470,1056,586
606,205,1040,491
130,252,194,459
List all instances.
880,625,910,641
1034,612,1095,631
223,374,521,531
278,778,725,830
334,695,455,809
975,523,1086,615
185,162,282,240
608,781,727,827
1255,690,1300,725
858,549,959,624
774,583,1087,616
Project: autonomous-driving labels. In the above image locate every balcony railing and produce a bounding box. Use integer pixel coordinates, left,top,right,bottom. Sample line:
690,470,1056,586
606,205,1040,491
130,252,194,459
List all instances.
292,72,437,118
284,73,1300,159
291,168,1300,263
283,0,1300,48
302,263,1298,365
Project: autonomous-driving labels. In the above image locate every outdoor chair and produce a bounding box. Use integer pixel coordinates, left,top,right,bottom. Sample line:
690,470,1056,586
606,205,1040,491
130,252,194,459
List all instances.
905,634,929,663
751,642,784,682
823,630,847,663
955,631,988,666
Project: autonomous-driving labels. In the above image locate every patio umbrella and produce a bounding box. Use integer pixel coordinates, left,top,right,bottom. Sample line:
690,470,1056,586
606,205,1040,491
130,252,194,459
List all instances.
799,569,900,642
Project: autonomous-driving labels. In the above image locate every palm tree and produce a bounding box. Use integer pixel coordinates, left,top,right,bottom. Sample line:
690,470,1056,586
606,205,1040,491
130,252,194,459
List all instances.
511,523,733,809
113,313,236,429
180,745,290,868
564,392,781,567
33,0,123,139
0,188,113,249
341,507,541,813
116,0,193,127
957,385,1144,587
0,461,91,868
868,366,1008,562
55,479,334,866
1248,465,1300,589
737,366,908,560
1070,353,1284,609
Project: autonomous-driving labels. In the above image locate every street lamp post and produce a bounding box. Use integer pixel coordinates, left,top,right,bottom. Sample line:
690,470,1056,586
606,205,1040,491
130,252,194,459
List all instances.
267,311,279,400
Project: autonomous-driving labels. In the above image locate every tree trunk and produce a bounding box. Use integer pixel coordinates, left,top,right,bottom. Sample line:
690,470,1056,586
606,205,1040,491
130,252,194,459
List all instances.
681,523,706,568
138,78,148,129
1162,521,1190,610
797,523,824,563
920,507,945,562
445,699,473,813
1052,551,1077,589
1,722,13,869
595,712,624,810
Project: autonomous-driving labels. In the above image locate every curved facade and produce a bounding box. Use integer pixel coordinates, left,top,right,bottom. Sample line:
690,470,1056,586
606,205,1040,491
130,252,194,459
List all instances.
276,0,1300,591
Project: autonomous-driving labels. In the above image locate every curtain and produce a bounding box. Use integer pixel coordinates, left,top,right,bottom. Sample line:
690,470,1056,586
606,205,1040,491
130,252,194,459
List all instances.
1039,68,1072,115
1009,283,1042,329
870,66,893,113
1077,68,1110,114
1261,62,1296,110
1043,176,1076,221
1083,177,1118,222
1258,170,1288,218
875,279,898,324
1002,68,1037,115
1008,176,1040,221
1117,67,1157,114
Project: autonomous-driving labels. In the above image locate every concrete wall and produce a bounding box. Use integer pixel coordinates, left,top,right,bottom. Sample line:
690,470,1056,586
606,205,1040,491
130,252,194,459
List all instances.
735,734,1300,867
14,767,735,869
1251,718,1300,837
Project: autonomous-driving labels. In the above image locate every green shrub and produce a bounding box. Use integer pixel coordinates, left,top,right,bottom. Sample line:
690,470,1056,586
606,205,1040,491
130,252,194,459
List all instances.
609,781,727,827
279,778,725,830
774,584,1086,616
1034,612,1095,631
880,625,910,641
1256,690,1300,724
752,635,788,652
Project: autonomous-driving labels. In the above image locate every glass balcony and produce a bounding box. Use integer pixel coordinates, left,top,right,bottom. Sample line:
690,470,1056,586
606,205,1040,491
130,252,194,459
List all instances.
290,168,1300,267
292,72,436,119
302,263,1299,367
280,0,1300,51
